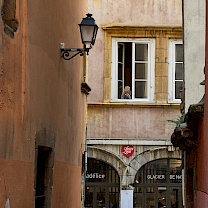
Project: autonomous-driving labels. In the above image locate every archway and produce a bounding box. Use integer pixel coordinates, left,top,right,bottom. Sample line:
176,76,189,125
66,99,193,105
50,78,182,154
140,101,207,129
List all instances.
133,158,183,208
85,158,120,208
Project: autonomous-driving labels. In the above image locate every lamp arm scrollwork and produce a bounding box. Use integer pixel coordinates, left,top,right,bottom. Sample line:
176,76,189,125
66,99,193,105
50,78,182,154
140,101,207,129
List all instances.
61,48,85,60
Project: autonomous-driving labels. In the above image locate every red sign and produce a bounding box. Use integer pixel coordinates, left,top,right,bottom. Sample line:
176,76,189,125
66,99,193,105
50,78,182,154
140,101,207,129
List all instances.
121,145,134,158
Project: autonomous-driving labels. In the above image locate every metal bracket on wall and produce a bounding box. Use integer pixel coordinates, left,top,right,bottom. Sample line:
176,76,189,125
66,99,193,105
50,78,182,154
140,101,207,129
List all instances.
60,43,85,60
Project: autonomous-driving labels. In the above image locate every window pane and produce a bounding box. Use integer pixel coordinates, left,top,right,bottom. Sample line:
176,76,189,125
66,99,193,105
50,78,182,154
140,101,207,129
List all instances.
135,44,148,61
84,187,93,207
146,187,155,208
158,187,166,208
169,159,182,183
171,188,180,207
134,188,143,208
175,44,183,62
118,81,123,99
109,186,119,208
135,168,143,183
146,159,167,183
175,81,183,99
135,63,148,79
135,81,147,98
175,63,183,80
118,63,123,80
96,187,105,207
118,44,123,62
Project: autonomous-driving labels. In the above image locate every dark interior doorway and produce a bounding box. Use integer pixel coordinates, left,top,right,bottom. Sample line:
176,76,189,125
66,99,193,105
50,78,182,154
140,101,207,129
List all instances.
35,147,52,208
85,158,120,208
134,159,183,208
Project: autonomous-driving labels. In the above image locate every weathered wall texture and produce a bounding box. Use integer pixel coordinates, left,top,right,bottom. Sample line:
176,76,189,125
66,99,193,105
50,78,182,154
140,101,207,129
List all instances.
87,0,182,102
88,105,180,140
196,0,208,206
196,118,208,208
87,0,182,143
0,0,87,207
89,0,182,27
183,0,205,112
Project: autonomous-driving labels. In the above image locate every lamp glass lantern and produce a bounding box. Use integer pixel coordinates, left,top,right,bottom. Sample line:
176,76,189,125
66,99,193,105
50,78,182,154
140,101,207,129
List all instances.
79,13,99,52
60,13,98,60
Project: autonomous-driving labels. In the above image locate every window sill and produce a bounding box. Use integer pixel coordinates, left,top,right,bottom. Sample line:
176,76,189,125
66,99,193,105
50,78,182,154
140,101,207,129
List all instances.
88,101,180,108
168,100,182,104
111,99,155,103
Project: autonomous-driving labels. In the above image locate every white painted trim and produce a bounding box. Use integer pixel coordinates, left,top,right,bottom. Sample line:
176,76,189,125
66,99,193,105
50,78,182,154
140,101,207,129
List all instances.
87,139,172,145
168,39,183,103
182,169,185,206
111,38,155,102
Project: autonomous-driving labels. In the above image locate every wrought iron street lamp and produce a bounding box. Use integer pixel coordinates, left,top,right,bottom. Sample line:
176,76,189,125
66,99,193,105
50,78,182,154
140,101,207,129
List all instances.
60,13,98,60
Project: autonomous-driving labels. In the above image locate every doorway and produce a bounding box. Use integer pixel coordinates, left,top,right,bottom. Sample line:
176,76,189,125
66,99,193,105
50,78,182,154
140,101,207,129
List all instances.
35,146,53,208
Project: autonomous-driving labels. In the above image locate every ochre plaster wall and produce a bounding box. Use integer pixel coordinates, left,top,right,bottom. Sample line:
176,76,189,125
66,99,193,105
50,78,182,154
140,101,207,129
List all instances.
52,162,82,207
0,159,34,207
0,0,87,207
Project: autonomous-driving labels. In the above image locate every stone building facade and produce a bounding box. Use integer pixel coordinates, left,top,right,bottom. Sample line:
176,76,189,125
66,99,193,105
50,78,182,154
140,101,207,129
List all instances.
0,0,88,207
170,1,206,208
85,1,184,208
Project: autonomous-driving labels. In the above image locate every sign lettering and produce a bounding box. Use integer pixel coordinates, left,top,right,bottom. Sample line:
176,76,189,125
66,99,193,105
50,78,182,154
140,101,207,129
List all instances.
147,175,165,180
121,145,134,158
146,174,182,180
86,173,105,179
170,175,182,180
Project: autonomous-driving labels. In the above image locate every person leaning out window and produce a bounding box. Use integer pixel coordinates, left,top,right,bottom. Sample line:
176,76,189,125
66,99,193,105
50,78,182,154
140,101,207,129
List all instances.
121,86,131,99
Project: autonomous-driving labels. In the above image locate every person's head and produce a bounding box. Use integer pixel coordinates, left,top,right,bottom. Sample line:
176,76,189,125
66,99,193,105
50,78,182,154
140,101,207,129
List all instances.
124,86,130,94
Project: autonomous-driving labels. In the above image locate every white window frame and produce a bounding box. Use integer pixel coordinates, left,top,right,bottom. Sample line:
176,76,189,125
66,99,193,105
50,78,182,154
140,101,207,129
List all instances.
168,39,183,103
111,38,155,102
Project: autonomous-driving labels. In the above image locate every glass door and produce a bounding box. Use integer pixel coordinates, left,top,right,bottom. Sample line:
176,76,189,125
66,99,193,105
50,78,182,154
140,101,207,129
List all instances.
170,187,182,208
85,187,106,208
158,187,166,208
146,187,155,208
85,186,94,208
109,186,119,208
96,187,106,208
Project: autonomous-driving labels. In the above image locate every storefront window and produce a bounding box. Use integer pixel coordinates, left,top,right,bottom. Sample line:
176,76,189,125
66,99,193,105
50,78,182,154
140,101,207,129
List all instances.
135,159,182,184
146,159,167,183
134,159,183,208
169,159,182,183
85,158,120,208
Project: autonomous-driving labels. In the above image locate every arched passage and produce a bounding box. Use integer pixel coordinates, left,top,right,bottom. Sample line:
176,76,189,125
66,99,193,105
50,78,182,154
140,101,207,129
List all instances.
87,146,127,176
87,146,182,188
133,158,183,208
85,157,120,208
125,147,182,185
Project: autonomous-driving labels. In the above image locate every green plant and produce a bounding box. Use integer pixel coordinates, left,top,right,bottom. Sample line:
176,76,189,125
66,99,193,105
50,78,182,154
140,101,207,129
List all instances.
167,114,185,126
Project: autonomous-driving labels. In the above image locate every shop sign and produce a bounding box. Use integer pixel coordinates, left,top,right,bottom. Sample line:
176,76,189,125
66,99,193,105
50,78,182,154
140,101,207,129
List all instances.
121,145,134,158
147,175,165,180
86,173,105,179
147,174,182,180
170,174,182,180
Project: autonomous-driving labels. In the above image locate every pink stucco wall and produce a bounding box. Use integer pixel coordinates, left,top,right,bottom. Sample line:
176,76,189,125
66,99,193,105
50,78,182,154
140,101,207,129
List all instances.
196,118,208,208
196,191,208,208
196,0,208,206
88,105,180,140
87,0,182,102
